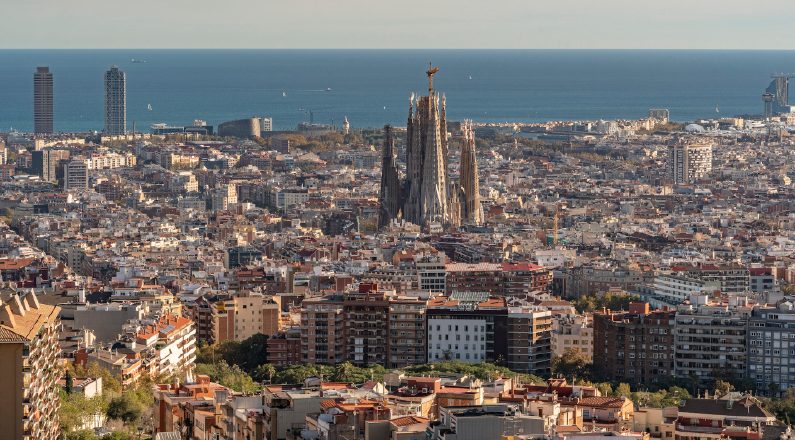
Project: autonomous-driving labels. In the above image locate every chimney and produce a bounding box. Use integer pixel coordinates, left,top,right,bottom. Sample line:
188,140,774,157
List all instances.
0,304,17,328
10,294,26,317
25,290,40,310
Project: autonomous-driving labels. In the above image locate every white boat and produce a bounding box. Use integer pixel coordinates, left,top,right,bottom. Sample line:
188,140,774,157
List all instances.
147,104,153,111
282,92,287,97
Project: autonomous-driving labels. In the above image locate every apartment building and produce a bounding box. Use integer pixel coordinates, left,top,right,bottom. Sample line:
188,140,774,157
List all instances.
427,292,507,364
446,262,552,299
429,405,544,440
674,296,748,382
506,306,553,376
153,375,229,434
136,314,197,378
211,292,280,343
267,328,302,367
61,158,88,191
552,314,593,361
301,296,346,365
387,295,427,368
344,290,389,367
262,385,329,440
650,273,717,307
0,291,61,440
593,303,676,385
747,302,795,395
667,143,712,184
671,264,750,295
416,254,446,293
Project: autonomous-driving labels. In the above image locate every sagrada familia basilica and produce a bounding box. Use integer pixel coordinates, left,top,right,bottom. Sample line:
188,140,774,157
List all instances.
378,65,482,230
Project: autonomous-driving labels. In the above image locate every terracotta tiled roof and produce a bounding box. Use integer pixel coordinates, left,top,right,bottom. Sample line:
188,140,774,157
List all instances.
0,326,27,343
390,416,429,427
576,396,628,408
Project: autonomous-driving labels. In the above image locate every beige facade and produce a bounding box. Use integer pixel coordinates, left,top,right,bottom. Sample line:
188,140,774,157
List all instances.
552,314,593,361
212,292,281,342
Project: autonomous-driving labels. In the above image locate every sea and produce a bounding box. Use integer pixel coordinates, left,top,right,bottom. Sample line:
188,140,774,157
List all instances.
0,49,793,133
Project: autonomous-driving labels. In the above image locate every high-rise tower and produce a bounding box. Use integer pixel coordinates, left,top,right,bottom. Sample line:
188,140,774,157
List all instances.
104,66,127,135
33,67,54,134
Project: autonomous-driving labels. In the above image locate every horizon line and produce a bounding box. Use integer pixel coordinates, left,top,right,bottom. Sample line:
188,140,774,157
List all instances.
2,47,795,51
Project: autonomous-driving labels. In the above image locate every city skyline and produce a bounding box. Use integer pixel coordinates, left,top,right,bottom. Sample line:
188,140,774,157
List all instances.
2,0,793,50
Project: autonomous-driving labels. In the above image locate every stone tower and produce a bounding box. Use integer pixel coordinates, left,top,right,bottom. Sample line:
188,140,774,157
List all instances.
459,120,483,225
378,125,401,229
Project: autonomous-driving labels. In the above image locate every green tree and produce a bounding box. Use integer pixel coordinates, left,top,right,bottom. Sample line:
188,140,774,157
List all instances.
237,333,270,372
402,361,513,381
194,361,259,393
715,380,734,397
551,349,592,380
615,383,632,397
107,394,144,423
596,382,613,396
63,430,100,440
253,363,277,383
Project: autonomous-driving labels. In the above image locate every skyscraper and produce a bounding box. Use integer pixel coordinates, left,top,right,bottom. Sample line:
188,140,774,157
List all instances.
764,74,793,116
33,67,53,134
104,66,126,135
378,65,481,231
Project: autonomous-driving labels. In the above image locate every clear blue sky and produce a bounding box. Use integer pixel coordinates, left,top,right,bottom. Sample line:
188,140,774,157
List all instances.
3,0,793,49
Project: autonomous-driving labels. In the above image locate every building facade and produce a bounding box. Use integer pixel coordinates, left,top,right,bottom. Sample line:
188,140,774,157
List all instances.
0,291,61,440
593,303,676,385
552,314,593,361
64,158,89,191
747,302,795,395
674,298,747,382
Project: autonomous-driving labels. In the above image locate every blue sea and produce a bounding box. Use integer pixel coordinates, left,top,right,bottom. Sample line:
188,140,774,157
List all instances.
0,50,793,132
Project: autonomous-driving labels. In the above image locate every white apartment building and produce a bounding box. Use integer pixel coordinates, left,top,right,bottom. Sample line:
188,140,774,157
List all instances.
416,254,447,293
651,273,717,307
135,314,196,378
427,316,487,363
87,152,136,170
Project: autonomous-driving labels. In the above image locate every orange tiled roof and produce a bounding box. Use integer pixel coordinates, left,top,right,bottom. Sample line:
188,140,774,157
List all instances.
390,416,429,427
0,258,36,270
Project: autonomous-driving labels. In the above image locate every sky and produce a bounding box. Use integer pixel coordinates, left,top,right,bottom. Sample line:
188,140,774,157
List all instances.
2,0,793,49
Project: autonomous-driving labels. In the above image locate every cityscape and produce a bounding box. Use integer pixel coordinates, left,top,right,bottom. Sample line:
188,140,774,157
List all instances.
3,3,795,440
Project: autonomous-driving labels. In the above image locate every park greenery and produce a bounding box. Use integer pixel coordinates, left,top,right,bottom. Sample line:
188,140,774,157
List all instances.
59,362,158,439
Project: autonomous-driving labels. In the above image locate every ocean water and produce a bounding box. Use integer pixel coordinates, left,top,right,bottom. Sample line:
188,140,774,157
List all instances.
0,49,793,132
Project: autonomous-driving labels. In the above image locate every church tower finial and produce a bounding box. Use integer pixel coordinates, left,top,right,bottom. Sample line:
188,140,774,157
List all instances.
426,62,440,94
